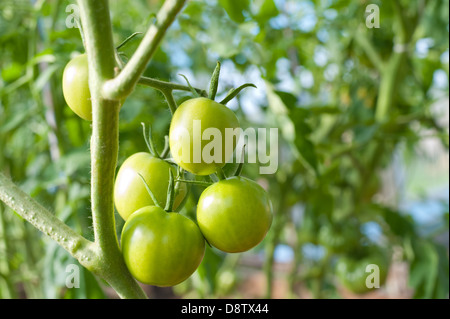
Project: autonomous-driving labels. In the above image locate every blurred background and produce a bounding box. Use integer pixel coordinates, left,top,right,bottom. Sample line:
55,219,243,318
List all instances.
0,0,448,299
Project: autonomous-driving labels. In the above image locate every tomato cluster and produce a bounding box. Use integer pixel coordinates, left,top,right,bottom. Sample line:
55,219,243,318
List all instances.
62,55,272,286
113,98,272,286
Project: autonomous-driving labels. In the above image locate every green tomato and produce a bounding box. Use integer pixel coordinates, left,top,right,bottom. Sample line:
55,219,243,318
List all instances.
121,206,205,286
114,152,187,221
196,176,273,253
336,249,389,294
62,54,92,121
169,97,240,176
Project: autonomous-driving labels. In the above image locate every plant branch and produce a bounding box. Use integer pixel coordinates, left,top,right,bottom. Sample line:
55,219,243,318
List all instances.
138,76,207,96
77,0,147,299
375,0,412,122
77,0,119,256
392,0,409,44
354,31,385,73
161,89,177,114
102,0,187,100
0,172,97,269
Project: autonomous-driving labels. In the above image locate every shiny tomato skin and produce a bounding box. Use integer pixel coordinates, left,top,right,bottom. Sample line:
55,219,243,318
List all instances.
121,206,205,286
62,54,92,121
114,152,187,221
196,176,273,253
169,97,240,176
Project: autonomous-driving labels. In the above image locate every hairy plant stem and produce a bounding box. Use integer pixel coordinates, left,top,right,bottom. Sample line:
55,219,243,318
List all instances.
0,172,97,269
375,0,410,122
77,0,148,299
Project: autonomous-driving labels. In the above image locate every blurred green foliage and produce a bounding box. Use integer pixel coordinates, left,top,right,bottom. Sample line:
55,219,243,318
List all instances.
0,0,448,299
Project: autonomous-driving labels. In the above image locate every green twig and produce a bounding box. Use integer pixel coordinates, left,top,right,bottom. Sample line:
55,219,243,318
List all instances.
354,31,385,72
161,89,178,115
138,76,207,96
116,32,143,50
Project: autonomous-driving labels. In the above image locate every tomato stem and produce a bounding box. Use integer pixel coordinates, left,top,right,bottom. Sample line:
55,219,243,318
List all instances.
164,169,176,212
234,144,246,177
160,135,170,158
138,174,163,209
179,74,200,98
176,179,213,187
161,89,178,115
138,76,207,96
215,167,226,180
141,122,160,158
116,32,143,50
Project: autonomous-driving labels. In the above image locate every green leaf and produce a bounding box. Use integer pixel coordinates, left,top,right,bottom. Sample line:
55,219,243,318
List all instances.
376,204,416,237
253,0,279,24
265,81,319,175
195,246,225,295
218,0,249,23
408,239,447,299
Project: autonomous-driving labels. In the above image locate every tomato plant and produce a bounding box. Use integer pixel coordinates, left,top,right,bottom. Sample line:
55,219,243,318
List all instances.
2,0,447,301
62,54,92,121
169,97,240,176
114,152,187,220
196,176,273,253
121,205,205,286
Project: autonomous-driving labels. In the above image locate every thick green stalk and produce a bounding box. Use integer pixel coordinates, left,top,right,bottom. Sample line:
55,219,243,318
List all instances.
375,0,409,122
77,0,119,257
0,204,16,298
263,182,288,299
375,51,406,122
0,0,186,300
77,0,147,299
0,173,97,269
354,31,385,72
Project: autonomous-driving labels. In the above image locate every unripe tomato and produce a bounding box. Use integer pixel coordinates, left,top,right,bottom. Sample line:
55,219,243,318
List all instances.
196,176,273,253
336,249,389,294
62,54,92,121
169,97,240,176
114,152,187,221
121,206,205,286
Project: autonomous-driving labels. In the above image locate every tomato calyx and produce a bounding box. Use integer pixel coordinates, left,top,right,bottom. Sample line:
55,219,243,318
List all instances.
141,122,164,159
179,61,256,107
219,83,257,105
138,166,180,213
208,61,221,100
